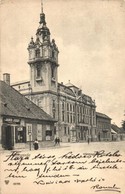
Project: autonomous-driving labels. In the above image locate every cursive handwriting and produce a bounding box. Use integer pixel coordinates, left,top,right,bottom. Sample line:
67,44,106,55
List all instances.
91,184,121,193
2,149,124,192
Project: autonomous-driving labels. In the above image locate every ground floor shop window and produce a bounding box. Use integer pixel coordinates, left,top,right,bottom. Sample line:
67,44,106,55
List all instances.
26,124,32,141
37,124,42,141
15,126,26,143
46,125,52,140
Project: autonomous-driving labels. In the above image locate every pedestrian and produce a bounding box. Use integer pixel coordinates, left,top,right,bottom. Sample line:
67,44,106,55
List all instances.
33,139,39,150
57,137,60,145
54,137,57,146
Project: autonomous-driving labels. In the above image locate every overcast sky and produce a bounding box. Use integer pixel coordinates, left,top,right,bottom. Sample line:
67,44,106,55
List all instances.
1,0,125,126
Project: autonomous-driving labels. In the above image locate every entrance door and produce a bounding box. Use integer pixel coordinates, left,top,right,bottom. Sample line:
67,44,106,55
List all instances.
2,125,14,150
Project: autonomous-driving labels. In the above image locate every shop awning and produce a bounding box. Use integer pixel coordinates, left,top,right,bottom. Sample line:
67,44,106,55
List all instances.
111,128,117,134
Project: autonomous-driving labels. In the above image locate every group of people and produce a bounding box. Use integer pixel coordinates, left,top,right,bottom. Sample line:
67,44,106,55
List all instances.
33,136,61,150
54,137,60,146
33,136,90,150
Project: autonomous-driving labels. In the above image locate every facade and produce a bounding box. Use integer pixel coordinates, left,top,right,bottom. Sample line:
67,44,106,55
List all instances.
96,112,111,141
12,5,96,142
0,79,56,150
111,124,125,141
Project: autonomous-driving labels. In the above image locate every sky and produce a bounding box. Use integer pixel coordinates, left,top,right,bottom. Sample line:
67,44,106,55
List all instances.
0,0,125,126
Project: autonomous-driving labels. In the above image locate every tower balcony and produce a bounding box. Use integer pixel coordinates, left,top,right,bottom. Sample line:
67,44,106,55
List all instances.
28,56,59,66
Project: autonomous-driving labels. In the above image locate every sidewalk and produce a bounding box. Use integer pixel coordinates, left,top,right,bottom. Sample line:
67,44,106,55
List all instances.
0,142,70,153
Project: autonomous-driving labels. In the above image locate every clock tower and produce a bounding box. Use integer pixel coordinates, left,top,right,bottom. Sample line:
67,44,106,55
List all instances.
27,3,59,94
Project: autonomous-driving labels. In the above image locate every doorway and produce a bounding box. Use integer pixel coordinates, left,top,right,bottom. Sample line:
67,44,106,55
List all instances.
2,125,14,150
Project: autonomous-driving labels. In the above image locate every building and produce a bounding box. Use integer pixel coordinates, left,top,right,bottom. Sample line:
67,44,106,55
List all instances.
0,77,56,150
96,112,111,141
111,124,125,141
12,3,96,142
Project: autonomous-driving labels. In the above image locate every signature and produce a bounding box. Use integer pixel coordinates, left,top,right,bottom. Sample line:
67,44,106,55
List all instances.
91,184,121,193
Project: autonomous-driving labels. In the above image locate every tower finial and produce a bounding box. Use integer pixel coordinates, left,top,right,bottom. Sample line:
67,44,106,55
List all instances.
41,0,43,14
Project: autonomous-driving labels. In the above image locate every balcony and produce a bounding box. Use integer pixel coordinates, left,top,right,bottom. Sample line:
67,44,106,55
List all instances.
102,128,109,132
36,76,43,82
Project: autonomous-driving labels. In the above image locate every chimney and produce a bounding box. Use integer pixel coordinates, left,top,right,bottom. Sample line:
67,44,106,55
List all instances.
3,73,10,85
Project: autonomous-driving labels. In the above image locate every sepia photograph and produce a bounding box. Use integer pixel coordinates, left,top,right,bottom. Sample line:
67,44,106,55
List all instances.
0,0,125,194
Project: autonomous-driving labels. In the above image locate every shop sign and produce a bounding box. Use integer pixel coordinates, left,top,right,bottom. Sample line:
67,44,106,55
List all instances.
3,118,20,124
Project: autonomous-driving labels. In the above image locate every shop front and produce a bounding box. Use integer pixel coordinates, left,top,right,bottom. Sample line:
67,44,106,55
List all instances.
1,117,54,150
1,117,24,150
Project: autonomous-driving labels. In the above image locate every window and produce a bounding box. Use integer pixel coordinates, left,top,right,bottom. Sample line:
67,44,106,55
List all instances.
52,50,55,58
36,65,41,77
15,126,26,143
62,101,65,110
70,104,72,111
53,111,56,119
80,107,82,113
52,100,56,108
77,114,78,123
44,49,48,57
52,100,56,118
68,127,70,135
46,125,52,140
77,106,79,113
35,49,40,57
26,124,32,141
67,103,69,111
62,111,65,122
70,113,72,123
73,114,75,123
51,66,55,78
64,127,67,135
67,112,70,123
37,124,42,141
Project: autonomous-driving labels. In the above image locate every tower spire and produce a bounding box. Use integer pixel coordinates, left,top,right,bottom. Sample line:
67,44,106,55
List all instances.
41,0,43,14
39,0,46,25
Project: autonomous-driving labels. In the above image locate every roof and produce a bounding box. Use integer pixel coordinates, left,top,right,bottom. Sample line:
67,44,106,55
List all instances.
58,83,75,97
0,80,56,122
11,80,95,106
96,112,111,120
11,80,30,86
111,128,117,134
65,81,79,89
111,124,125,134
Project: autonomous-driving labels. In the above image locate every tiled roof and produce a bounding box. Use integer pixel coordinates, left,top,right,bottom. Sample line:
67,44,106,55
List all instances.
96,112,111,120
0,80,56,122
